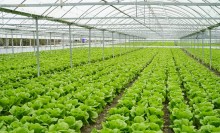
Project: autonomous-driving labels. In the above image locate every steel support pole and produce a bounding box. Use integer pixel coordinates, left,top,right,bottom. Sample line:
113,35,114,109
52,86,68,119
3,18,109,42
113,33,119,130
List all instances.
209,29,212,69
20,35,23,53
50,32,52,50
5,34,8,54
202,32,204,63
129,36,130,49
54,36,56,50
112,32,114,58
190,37,192,49
102,30,105,60
193,37,196,56
11,30,14,54
119,33,121,56
68,25,73,68
33,32,36,53
133,36,134,48
62,34,64,49
125,35,127,52
88,29,91,63
46,38,48,46
35,18,40,77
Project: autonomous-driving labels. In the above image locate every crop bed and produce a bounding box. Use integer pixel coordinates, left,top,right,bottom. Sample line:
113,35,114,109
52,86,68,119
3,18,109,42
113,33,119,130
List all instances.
0,48,220,133
185,48,220,73
0,47,139,87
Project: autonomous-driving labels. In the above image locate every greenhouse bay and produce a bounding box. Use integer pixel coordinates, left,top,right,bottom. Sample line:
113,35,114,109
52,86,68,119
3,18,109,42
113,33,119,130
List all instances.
0,0,220,133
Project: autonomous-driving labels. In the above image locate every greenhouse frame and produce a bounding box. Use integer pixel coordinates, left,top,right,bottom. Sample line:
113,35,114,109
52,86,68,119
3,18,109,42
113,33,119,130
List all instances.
0,0,220,133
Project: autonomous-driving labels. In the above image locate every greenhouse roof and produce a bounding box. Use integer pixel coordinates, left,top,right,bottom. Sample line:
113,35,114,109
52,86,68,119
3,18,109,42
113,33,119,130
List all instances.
0,0,220,39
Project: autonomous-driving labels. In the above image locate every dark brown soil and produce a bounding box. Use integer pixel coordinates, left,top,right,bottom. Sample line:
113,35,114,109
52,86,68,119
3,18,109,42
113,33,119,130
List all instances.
163,98,173,133
163,63,173,133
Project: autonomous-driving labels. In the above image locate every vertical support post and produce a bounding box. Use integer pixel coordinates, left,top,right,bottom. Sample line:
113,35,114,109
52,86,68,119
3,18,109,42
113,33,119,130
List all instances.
62,34,64,49
33,32,36,53
129,35,131,50
125,35,127,52
190,36,192,49
133,36,135,48
49,32,52,50
88,29,91,63
193,36,196,56
54,36,56,50
69,25,73,68
102,30,105,60
209,29,212,69
202,32,204,63
30,39,31,47
119,33,121,56
35,18,40,77
5,34,8,54
112,32,114,58
46,38,48,49
20,35,23,53
11,30,14,54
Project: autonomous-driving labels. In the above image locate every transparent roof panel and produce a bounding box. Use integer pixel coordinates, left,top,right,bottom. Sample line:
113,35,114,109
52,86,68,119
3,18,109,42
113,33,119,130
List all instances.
0,0,219,39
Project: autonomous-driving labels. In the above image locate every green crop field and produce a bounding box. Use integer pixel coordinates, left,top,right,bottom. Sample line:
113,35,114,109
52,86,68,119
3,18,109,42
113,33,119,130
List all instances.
1,1,219,133
114,42,175,47
186,48,220,72
0,47,220,133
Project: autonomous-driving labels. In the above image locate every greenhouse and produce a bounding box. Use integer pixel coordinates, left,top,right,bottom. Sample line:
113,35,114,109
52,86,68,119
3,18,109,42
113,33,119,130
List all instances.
0,0,220,133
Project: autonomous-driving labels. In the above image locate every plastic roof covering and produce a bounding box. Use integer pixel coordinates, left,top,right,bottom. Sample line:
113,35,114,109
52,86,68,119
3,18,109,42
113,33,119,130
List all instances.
0,0,220,39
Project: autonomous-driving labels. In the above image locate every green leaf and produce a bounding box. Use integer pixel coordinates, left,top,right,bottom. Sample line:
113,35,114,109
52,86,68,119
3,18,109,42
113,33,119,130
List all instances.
147,107,164,118
49,108,63,118
11,127,32,133
9,105,31,119
181,125,196,133
133,116,145,123
171,108,192,120
107,114,129,121
100,128,121,133
0,115,16,124
109,107,130,117
0,106,3,112
200,116,220,127
49,122,69,131
70,108,89,124
60,116,83,131
131,105,146,117
104,119,127,129
26,123,46,133
148,115,163,128
146,122,161,131
131,122,146,131
36,114,57,125
10,121,22,129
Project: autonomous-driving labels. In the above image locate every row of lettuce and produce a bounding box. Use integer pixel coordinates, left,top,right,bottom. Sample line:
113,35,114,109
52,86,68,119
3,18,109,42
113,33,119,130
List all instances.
115,42,175,47
0,47,138,87
93,50,168,133
1,48,219,132
173,49,220,132
186,48,220,72
93,49,220,133
0,48,156,132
